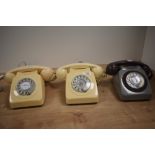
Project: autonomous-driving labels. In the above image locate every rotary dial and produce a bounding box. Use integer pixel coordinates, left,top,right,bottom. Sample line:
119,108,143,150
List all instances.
72,75,91,93
125,72,145,89
16,78,35,96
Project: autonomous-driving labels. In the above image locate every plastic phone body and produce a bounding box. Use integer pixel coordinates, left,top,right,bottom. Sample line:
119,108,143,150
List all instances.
56,63,103,104
106,60,153,101
113,66,152,101
5,66,55,108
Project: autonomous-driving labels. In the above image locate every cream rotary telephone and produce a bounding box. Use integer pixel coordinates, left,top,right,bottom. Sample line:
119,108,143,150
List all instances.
56,63,103,104
5,66,55,108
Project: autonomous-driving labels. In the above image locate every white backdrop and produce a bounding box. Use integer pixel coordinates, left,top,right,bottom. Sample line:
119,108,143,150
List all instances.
142,27,155,70
0,26,146,72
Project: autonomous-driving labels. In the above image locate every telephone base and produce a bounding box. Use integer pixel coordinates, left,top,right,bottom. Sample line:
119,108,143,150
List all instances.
10,100,44,109
66,97,98,104
9,71,45,108
114,66,152,101
65,68,99,104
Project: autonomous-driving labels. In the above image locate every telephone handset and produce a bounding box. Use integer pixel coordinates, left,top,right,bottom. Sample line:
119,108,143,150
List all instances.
106,60,153,101
106,60,153,79
5,65,55,108
56,63,103,104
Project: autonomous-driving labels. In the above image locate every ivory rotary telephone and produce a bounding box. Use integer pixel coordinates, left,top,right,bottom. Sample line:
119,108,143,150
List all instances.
5,66,55,108
56,63,103,104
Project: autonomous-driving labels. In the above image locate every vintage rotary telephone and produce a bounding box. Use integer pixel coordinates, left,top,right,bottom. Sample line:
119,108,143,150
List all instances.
5,66,55,108
56,63,103,104
106,60,153,101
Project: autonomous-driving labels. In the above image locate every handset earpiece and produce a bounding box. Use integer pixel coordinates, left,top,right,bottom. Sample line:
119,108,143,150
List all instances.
40,68,55,82
106,63,120,75
140,63,153,79
56,68,67,81
92,66,103,78
5,72,15,83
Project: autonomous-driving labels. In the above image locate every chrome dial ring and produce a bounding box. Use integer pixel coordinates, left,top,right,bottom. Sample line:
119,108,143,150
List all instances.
126,72,145,89
122,71,147,92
